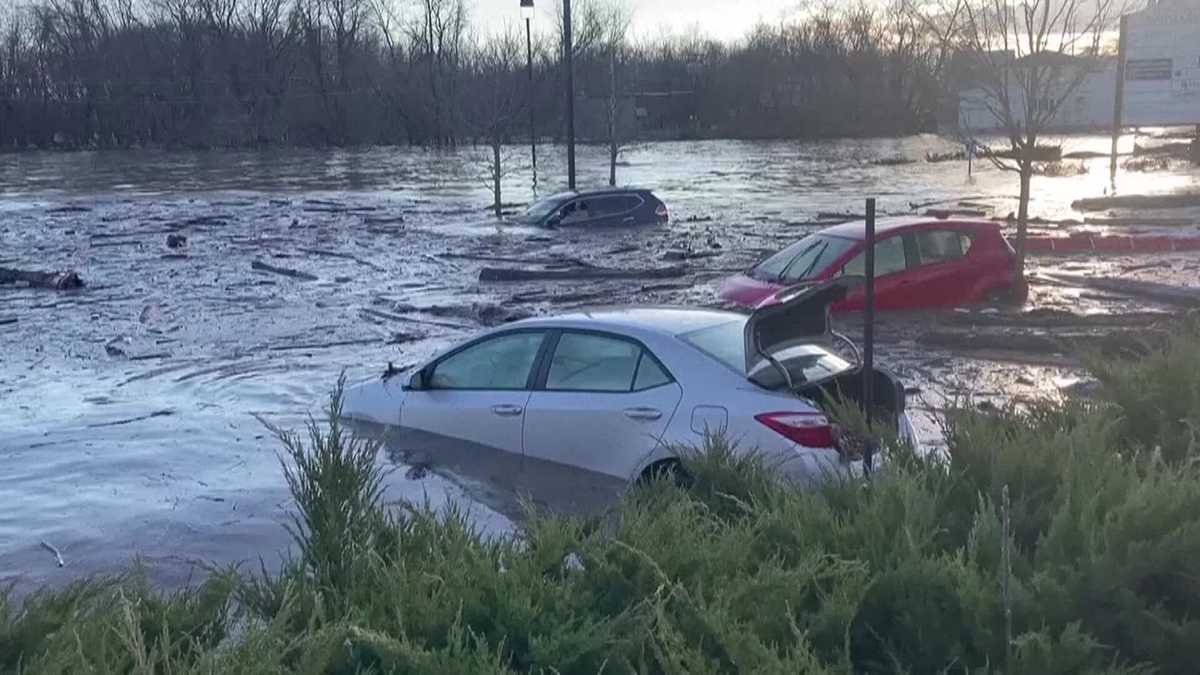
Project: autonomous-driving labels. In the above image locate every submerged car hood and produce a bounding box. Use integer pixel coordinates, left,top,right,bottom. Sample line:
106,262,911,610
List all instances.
742,276,863,373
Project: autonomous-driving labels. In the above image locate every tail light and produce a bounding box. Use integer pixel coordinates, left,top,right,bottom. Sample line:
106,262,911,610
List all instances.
655,203,669,222
755,412,835,448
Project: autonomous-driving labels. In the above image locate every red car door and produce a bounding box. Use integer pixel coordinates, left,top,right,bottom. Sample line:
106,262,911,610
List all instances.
907,229,975,308
837,233,916,311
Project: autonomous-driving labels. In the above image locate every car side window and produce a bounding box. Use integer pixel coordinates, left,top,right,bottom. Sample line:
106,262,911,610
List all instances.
546,333,668,392
560,200,591,223
917,230,966,265
594,194,642,215
959,233,975,255
841,236,908,277
633,353,672,390
428,332,544,390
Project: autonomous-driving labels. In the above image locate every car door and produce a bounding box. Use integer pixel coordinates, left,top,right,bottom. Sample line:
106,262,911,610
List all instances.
909,229,974,307
557,199,594,225
593,194,645,226
521,331,683,513
399,330,548,496
838,233,915,310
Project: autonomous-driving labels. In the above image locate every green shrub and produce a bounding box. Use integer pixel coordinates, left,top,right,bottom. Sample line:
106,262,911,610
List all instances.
7,334,1200,673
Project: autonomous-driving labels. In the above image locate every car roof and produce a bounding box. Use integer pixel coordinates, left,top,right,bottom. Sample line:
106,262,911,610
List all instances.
542,187,655,202
510,306,744,337
819,216,998,241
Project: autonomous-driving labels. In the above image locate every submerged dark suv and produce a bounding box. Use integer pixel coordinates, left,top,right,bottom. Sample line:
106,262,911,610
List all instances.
517,188,669,227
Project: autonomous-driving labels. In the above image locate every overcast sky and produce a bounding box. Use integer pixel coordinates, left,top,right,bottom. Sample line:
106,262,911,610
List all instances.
474,0,801,43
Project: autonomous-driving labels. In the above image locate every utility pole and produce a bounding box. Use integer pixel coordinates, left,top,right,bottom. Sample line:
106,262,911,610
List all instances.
521,0,537,193
862,198,877,474
563,0,576,190
1109,14,1129,189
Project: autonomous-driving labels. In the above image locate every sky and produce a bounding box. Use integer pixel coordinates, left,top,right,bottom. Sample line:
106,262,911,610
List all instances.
474,0,801,43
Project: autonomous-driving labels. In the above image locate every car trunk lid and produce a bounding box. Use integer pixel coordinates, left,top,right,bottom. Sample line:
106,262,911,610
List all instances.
742,276,863,376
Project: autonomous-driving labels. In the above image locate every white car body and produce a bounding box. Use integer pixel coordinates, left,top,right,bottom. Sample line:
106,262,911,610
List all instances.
343,281,915,513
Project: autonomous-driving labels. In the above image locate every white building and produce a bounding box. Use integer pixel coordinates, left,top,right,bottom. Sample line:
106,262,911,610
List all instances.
957,55,1117,134
956,0,1200,134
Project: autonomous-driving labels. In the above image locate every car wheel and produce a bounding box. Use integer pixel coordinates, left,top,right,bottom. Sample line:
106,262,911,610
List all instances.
639,459,692,488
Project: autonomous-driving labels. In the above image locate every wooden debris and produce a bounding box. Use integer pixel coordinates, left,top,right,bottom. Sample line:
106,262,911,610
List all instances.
87,410,175,428
297,247,384,271
926,208,988,219
0,316,17,326
0,267,84,290
1082,216,1197,227
1044,273,1200,308
40,540,65,567
1072,193,1200,212
479,265,687,282
251,259,318,281
167,234,187,248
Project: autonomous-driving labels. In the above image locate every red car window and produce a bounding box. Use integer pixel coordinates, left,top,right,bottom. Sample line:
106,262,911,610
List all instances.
841,236,907,277
916,230,967,265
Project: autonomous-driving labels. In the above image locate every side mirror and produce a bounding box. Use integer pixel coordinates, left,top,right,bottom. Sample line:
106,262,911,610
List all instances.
404,369,425,391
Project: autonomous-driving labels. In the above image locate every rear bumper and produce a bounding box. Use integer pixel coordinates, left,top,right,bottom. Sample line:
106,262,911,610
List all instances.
776,411,918,485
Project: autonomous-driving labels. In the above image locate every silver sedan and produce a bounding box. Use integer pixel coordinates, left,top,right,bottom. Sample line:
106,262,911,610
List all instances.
343,278,915,513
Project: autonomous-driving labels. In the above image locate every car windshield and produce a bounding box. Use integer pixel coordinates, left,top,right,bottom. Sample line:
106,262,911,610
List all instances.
752,234,857,283
519,196,566,223
679,319,853,389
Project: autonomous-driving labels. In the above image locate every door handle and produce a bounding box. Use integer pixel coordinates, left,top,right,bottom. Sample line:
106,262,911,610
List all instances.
623,407,663,421
491,404,524,417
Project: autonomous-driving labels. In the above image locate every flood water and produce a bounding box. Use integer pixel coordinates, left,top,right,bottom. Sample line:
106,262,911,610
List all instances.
2,136,1198,595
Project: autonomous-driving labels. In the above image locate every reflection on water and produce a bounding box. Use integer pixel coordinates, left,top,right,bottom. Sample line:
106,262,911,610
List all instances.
1,135,1197,596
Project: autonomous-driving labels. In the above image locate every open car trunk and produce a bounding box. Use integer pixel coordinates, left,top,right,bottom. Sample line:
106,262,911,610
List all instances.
743,276,909,454
796,367,905,431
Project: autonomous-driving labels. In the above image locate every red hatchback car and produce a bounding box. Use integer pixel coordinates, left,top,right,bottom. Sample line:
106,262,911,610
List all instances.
720,218,1020,311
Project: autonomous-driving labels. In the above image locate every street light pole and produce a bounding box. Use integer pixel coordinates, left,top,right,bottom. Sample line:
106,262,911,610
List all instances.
521,0,537,192
562,0,576,190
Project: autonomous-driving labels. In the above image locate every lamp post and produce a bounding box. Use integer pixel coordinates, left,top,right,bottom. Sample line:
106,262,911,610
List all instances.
520,0,537,192
562,0,576,190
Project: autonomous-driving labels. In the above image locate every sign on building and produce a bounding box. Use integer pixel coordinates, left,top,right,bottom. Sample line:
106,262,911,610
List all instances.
1122,0,1200,126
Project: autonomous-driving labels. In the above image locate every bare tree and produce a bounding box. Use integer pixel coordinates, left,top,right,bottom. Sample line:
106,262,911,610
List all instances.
408,0,467,146
600,0,631,186
952,0,1122,288
465,27,525,217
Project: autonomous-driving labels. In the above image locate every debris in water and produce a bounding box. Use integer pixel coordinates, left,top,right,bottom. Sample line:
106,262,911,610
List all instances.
0,267,85,290
166,234,187,248
479,265,687,282
1071,192,1200,212
251,259,318,281
40,540,65,567
87,410,175,428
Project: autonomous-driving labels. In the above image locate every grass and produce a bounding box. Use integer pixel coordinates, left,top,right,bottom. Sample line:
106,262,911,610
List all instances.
5,329,1200,673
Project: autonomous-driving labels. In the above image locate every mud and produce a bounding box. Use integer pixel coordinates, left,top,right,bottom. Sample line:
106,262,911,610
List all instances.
2,136,1200,597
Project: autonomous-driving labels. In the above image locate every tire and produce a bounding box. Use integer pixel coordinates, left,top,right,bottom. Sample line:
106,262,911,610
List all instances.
639,459,691,488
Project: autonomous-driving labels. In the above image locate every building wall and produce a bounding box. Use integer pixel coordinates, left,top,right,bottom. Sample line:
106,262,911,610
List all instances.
1123,0,1200,126
958,63,1117,134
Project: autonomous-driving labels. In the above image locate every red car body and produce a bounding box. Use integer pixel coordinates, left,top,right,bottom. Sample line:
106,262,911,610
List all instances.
720,218,1020,311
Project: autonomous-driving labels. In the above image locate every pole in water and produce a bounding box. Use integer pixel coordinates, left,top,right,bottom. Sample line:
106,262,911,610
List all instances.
1110,14,1129,190
563,0,577,191
862,198,877,474
524,14,537,194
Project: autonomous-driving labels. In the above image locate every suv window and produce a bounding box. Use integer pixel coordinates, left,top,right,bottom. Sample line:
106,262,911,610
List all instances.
917,230,967,265
429,332,543,390
592,194,642,215
842,235,908,277
546,333,668,392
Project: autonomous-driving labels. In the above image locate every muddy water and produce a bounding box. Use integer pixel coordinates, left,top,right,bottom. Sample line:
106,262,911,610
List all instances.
2,137,1198,595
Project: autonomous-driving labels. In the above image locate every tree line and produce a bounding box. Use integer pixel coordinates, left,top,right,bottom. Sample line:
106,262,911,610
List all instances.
0,0,962,150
